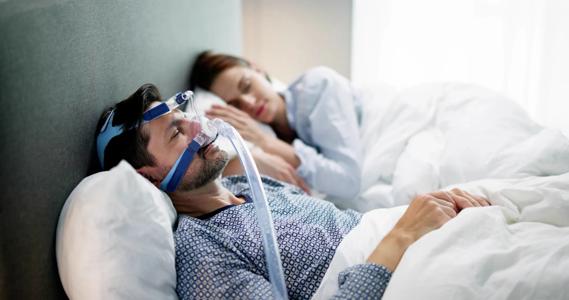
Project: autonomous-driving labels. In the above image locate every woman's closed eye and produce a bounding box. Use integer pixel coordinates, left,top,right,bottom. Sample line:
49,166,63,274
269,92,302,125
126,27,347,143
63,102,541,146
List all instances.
239,74,252,94
242,81,251,94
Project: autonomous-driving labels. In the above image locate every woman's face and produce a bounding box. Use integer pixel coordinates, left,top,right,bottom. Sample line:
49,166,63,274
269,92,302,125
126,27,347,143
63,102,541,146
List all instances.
209,66,281,124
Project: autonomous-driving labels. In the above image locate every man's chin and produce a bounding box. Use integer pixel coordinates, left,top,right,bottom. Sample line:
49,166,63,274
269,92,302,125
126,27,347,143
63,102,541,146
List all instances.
178,151,229,191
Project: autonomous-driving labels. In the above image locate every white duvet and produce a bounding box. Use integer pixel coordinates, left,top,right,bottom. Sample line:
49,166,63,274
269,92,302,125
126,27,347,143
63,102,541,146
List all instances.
348,82,569,211
314,172,569,299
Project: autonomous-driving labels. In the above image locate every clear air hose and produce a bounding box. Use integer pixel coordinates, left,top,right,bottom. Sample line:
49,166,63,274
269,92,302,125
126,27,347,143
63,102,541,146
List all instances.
212,118,289,300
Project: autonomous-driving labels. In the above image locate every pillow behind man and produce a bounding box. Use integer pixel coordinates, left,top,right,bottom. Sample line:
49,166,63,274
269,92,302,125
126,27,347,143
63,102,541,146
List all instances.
56,161,178,299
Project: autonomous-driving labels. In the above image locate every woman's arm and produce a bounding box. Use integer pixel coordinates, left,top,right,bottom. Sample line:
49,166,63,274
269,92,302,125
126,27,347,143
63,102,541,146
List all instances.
258,136,301,167
206,104,302,168
222,147,309,192
283,67,363,199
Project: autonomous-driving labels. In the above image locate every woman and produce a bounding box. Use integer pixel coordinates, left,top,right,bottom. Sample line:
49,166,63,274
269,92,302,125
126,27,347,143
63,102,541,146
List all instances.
189,51,363,200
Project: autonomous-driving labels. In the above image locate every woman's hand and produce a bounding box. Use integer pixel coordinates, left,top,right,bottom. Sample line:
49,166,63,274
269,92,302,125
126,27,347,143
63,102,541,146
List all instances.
366,189,490,272
252,148,311,194
206,104,270,147
207,104,302,169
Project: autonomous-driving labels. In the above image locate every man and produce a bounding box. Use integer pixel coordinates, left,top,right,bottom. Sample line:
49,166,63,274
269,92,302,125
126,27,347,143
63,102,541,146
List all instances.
96,84,489,299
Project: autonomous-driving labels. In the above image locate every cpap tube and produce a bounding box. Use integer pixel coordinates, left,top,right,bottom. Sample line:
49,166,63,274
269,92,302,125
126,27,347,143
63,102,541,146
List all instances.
212,119,289,300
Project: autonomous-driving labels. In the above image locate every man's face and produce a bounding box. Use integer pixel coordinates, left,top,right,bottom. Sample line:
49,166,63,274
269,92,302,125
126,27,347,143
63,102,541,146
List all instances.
141,102,228,191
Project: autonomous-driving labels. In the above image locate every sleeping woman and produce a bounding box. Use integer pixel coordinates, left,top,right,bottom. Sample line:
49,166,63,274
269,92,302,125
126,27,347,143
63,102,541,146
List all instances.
189,51,363,200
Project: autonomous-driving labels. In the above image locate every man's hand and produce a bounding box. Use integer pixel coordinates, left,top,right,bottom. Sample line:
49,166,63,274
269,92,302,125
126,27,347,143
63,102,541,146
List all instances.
206,104,270,147
366,189,490,272
430,188,491,211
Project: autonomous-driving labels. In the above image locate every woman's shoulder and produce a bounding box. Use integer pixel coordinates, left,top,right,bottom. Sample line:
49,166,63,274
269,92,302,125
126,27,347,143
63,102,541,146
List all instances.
296,66,347,86
287,66,350,97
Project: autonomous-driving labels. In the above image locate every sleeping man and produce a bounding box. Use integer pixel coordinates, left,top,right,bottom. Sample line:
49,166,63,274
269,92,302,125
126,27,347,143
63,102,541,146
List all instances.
96,83,490,299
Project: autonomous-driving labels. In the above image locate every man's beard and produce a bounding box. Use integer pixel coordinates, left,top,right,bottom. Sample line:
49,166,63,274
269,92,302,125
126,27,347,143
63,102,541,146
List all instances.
178,149,229,191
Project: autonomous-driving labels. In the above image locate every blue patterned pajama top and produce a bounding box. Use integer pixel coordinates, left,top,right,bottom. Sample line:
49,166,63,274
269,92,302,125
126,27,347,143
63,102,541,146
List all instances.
175,176,392,299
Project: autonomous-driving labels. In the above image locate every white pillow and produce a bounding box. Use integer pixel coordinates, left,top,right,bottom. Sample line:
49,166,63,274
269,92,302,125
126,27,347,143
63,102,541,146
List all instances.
191,87,227,113
56,161,178,300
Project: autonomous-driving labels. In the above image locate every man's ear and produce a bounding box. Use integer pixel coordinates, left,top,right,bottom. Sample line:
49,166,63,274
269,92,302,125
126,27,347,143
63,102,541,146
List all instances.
137,165,161,187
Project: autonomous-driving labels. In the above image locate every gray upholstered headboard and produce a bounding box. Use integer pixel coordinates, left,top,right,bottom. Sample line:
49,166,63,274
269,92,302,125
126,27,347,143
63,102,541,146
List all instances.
0,1,241,298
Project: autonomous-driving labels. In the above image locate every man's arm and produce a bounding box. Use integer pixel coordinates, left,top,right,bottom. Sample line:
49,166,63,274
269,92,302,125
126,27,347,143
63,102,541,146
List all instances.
367,189,490,272
176,190,488,299
330,189,490,299
182,253,391,300
331,263,393,299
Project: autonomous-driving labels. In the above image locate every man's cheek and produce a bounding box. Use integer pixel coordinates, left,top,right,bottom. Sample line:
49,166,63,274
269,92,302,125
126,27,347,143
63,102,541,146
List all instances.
185,158,203,178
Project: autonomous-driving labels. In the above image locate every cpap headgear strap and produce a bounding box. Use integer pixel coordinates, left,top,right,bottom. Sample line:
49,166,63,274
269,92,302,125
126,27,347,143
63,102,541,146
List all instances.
97,91,214,192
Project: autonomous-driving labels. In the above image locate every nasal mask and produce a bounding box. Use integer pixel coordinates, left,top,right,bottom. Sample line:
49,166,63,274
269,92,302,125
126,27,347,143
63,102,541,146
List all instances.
97,91,218,193
97,91,289,299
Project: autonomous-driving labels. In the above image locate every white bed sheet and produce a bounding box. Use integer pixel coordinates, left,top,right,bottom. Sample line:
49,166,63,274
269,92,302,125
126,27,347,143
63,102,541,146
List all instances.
349,82,569,211
314,172,569,300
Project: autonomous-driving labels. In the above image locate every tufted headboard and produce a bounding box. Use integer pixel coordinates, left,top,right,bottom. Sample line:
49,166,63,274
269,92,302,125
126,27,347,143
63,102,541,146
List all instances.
0,1,242,298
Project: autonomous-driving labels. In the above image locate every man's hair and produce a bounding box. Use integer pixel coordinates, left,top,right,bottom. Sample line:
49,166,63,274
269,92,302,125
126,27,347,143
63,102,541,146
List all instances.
188,50,251,91
95,83,161,171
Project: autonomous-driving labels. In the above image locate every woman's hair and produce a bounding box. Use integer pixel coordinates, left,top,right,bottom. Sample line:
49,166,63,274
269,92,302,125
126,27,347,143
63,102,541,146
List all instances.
189,50,252,91
95,83,161,171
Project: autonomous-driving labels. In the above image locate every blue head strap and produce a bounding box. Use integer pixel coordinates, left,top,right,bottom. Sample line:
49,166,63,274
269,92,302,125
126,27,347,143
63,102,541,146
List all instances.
142,91,190,122
97,91,200,193
96,110,129,169
159,140,201,192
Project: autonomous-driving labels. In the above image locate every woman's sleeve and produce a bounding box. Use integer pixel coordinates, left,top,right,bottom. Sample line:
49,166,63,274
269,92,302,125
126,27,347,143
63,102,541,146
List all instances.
291,67,362,199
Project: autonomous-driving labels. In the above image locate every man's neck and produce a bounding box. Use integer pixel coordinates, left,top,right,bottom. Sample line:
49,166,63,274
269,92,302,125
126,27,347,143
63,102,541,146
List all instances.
170,180,245,217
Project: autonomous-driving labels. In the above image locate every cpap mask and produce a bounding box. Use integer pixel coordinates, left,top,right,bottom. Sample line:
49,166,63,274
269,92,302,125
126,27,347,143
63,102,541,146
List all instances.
97,91,218,192
97,90,288,299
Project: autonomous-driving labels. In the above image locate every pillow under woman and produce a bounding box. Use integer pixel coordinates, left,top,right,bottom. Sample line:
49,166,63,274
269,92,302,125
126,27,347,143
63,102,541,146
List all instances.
189,51,363,200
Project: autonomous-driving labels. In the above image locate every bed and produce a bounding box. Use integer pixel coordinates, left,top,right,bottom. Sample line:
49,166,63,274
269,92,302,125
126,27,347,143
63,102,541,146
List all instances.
315,82,569,298
0,1,241,298
3,1,568,299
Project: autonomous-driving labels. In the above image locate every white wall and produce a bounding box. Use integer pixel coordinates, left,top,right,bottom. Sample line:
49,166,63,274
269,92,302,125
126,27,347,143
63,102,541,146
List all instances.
242,0,352,83
538,0,569,137
352,0,569,136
